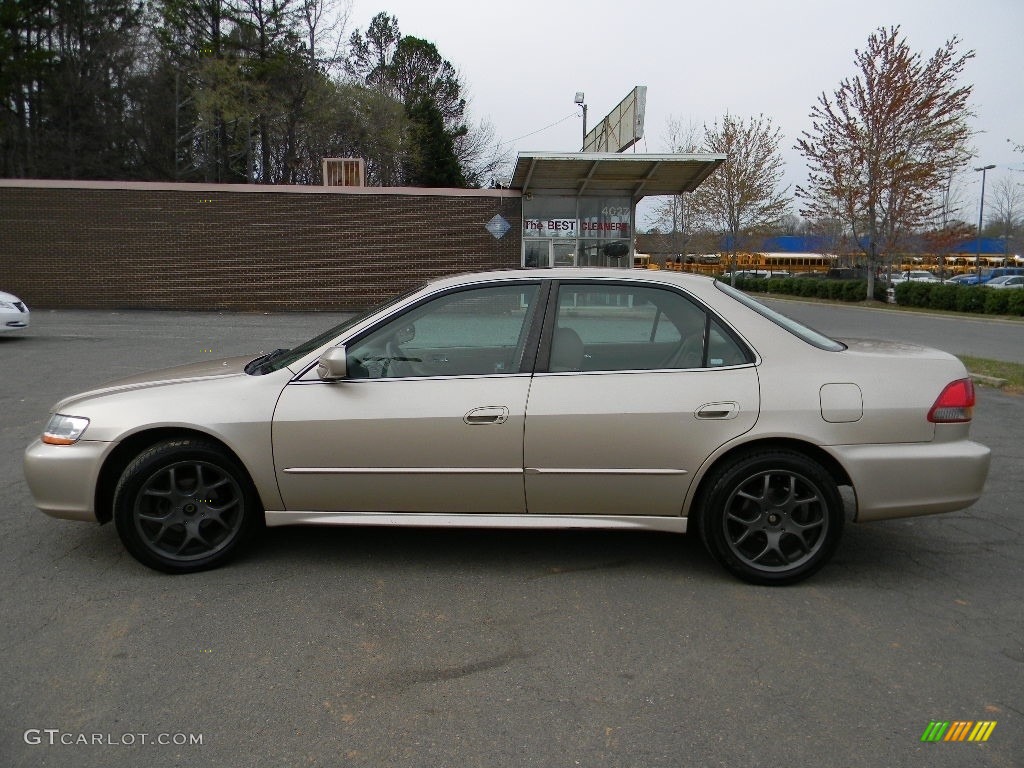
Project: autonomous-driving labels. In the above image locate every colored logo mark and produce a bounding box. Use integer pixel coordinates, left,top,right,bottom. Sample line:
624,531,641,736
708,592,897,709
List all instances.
921,721,996,742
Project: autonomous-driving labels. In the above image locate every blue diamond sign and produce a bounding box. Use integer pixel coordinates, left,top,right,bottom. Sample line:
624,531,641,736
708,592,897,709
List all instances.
485,214,512,240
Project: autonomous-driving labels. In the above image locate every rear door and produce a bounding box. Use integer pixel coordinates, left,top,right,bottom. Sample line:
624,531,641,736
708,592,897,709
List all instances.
523,281,760,516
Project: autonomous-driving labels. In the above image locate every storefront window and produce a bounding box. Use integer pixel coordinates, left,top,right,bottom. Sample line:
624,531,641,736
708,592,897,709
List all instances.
579,196,632,267
521,195,633,269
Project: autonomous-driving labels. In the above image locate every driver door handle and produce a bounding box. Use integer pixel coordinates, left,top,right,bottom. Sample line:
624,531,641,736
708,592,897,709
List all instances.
464,406,509,425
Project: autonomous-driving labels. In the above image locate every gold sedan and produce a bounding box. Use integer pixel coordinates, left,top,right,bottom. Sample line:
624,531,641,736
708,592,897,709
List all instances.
24,270,991,584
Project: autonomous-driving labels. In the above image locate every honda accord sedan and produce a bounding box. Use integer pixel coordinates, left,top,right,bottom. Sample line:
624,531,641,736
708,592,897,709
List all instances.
24,269,991,584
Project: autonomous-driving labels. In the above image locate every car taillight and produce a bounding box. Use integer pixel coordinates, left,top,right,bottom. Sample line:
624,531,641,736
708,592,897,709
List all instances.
928,378,975,423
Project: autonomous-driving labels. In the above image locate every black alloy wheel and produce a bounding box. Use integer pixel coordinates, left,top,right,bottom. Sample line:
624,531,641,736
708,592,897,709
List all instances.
113,439,260,573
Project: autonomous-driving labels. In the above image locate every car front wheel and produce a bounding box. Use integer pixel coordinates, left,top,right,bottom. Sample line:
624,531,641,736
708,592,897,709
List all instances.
113,439,260,573
698,450,844,585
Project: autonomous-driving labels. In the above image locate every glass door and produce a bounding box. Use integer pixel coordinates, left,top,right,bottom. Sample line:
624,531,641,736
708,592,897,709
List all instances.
523,239,549,268
523,240,578,268
552,241,577,267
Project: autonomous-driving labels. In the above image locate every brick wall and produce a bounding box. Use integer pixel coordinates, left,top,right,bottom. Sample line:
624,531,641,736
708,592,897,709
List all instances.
0,181,522,311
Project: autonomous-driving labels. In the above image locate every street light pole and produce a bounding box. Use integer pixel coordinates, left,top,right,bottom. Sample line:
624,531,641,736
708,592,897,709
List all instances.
974,164,995,272
574,92,587,151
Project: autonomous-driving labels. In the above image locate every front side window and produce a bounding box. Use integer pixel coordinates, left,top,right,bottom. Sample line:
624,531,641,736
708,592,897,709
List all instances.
347,284,540,379
547,283,751,372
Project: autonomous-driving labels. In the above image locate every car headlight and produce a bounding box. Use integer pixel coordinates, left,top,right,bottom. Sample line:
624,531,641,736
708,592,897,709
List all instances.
42,414,91,445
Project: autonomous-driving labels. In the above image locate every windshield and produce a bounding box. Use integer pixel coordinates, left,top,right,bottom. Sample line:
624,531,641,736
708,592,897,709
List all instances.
248,284,425,375
715,280,846,352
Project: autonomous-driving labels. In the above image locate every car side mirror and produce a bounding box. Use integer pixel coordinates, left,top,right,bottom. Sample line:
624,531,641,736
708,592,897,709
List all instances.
317,346,348,381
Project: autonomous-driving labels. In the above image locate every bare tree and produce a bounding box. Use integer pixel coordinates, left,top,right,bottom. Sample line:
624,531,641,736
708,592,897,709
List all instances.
987,175,1024,257
796,26,974,298
925,140,974,276
299,0,350,70
697,113,790,282
649,117,704,259
454,116,511,187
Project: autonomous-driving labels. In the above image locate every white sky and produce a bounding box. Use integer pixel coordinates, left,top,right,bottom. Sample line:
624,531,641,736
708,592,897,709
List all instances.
346,0,1024,227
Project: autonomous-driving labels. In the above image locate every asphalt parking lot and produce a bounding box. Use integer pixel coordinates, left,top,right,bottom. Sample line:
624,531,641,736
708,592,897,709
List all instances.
1,309,1022,768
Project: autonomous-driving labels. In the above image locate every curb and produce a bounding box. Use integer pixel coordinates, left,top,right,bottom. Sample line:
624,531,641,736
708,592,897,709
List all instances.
969,372,1008,388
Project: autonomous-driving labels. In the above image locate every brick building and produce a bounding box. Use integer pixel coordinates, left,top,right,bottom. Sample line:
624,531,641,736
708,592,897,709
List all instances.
1,152,723,311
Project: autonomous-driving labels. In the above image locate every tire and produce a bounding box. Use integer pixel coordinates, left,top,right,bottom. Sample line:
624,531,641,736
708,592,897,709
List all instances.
113,439,261,573
698,450,844,585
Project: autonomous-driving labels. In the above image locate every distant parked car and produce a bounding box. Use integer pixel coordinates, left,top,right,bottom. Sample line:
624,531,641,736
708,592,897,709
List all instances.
825,268,866,281
729,270,790,280
943,274,978,285
983,275,1024,289
889,270,940,284
0,290,30,332
982,267,1024,283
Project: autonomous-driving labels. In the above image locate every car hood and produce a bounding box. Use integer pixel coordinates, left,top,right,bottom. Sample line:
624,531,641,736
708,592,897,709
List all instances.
51,355,256,412
1,290,24,303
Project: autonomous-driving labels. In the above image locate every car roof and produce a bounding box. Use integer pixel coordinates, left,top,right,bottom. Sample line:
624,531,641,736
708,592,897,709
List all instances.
429,268,719,291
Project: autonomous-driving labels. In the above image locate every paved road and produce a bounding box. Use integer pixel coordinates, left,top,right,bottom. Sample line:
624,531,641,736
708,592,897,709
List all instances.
763,298,1024,364
1,311,1021,768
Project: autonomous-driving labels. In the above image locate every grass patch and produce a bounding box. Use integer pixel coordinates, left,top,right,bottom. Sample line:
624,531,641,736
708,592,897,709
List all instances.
958,356,1024,394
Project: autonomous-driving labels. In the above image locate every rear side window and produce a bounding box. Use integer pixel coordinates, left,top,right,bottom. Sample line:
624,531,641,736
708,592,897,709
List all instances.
715,281,845,352
547,283,753,372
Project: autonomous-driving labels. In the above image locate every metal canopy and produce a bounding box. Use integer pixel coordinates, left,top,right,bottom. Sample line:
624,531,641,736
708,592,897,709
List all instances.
511,152,725,199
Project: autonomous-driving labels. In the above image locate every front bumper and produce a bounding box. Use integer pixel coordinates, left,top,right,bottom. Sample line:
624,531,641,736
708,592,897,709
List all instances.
828,439,991,522
23,439,111,522
1,308,30,331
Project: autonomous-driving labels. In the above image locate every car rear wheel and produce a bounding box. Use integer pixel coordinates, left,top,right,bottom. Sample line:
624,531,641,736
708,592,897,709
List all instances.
113,439,260,573
698,450,843,585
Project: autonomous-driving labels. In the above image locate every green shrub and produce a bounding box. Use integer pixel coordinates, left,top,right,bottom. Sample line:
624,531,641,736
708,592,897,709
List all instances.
955,287,987,313
928,284,958,311
798,279,819,297
983,289,1010,315
908,282,935,307
893,282,915,305
1006,290,1024,316
842,281,867,301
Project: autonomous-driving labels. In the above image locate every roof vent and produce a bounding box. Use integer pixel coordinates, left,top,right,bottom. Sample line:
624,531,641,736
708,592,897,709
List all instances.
322,158,365,187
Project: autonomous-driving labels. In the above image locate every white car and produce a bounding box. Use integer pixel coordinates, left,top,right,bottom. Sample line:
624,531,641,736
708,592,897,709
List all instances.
0,290,30,332
984,275,1024,289
889,271,940,284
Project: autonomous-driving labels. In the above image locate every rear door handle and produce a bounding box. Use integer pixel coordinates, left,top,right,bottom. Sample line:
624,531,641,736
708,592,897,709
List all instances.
695,402,739,420
464,406,510,425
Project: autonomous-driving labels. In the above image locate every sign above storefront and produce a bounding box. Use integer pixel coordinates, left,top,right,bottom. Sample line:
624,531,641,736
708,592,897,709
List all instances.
581,220,630,237
524,219,578,238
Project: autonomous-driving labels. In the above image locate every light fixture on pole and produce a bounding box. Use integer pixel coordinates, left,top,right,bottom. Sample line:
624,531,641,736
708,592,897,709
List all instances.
974,164,995,271
574,92,587,151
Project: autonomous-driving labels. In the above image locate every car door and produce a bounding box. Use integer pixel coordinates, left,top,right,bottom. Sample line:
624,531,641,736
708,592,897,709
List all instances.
273,282,543,514
523,281,760,517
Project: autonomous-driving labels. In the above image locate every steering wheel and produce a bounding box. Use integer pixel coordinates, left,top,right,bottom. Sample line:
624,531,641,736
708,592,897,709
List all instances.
384,340,413,378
